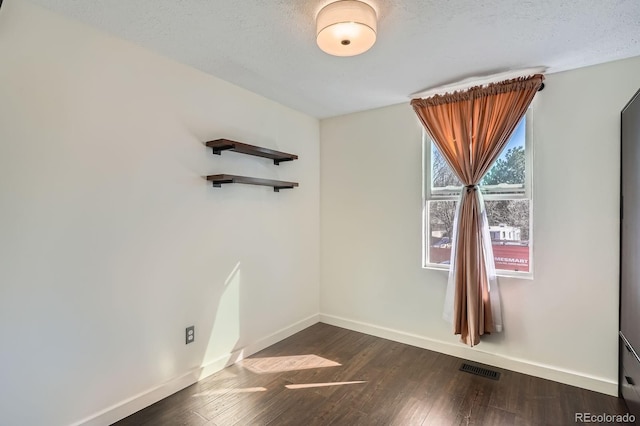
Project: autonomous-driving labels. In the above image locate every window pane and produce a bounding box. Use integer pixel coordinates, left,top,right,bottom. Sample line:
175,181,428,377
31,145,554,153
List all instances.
486,199,530,273
427,199,530,273
481,118,526,188
430,118,526,192
432,146,461,189
427,200,456,265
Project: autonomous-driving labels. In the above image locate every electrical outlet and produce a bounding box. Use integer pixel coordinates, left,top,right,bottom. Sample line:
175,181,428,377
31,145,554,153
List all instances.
185,326,195,344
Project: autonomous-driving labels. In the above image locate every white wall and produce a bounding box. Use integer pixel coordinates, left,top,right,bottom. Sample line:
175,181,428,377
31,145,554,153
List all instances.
0,2,320,425
320,55,640,395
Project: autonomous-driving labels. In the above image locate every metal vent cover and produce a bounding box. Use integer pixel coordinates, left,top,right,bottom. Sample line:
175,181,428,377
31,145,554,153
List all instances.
459,363,501,380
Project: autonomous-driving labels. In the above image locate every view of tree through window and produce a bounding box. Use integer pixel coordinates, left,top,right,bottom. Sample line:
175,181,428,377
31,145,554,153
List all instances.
426,118,531,274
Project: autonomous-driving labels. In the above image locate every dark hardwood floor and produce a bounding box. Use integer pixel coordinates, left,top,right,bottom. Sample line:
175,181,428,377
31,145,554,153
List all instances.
114,323,631,425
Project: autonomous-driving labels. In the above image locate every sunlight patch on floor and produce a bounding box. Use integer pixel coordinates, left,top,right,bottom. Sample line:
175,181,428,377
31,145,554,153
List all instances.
285,381,367,390
240,354,341,374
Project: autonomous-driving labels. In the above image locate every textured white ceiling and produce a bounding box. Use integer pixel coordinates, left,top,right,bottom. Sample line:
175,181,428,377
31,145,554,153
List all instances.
28,0,640,118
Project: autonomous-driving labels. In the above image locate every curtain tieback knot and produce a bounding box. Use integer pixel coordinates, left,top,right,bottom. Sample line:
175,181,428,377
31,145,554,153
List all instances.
465,184,478,192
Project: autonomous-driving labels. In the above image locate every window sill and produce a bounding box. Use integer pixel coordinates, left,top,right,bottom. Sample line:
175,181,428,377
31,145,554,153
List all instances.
422,264,533,280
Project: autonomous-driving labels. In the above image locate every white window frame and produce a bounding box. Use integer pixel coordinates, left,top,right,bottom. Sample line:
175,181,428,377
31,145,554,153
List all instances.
422,110,534,279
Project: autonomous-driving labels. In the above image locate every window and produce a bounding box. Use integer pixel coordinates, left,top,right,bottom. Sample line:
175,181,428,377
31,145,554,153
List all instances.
423,113,532,277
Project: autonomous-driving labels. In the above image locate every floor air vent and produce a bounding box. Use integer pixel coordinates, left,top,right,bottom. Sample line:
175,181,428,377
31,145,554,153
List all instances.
459,363,500,380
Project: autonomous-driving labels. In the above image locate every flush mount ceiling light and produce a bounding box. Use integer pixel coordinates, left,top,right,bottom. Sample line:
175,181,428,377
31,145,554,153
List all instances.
316,0,377,57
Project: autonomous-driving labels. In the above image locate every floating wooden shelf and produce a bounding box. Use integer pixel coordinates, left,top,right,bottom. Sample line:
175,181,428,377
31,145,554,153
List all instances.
207,174,299,192
206,139,298,165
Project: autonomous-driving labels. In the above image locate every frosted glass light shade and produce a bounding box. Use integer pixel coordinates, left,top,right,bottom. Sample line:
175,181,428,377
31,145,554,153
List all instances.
316,1,377,56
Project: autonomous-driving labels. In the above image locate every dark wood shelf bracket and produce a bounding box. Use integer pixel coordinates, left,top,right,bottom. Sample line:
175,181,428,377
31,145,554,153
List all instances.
206,139,298,165
207,174,299,192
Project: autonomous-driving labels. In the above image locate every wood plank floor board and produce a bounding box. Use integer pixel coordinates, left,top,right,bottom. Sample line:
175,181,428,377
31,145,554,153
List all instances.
385,395,434,426
188,369,276,421
114,380,215,426
114,323,629,426
275,332,385,394
231,382,326,426
194,375,284,422
291,383,360,425
347,342,441,418
325,407,370,426
202,376,294,425
390,355,462,424
465,378,512,425
357,347,442,424
488,368,523,414
417,371,479,425
149,406,210,426
516,373,553,425
472,405,517,426
256,322,350,359
266,388,332,425
217,388,295,426
306,340,409,412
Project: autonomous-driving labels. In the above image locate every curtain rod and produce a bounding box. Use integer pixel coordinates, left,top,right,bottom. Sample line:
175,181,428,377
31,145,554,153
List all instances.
410,67,547,99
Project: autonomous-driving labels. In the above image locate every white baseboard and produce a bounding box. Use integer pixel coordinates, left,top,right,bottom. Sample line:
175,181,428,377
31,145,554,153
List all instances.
72,311,617,426
73,313,320,426
319,313,618,397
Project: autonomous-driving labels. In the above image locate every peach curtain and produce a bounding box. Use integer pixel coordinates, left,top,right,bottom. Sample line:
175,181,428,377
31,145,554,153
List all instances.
411,74,544,346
